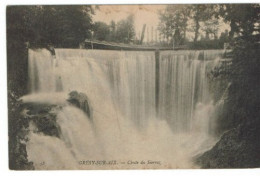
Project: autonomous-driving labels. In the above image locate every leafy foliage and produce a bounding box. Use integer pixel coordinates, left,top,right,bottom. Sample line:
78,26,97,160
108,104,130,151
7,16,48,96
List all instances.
158,4,259,45
93,15,136,44
8,92,34,170
115,15,136,43
196,34,260,168
201,17,219,40
189,4,216,42
93,21,110,41
158,5,190,43
217,4,260,37
7,6,94,47
216,35,260,133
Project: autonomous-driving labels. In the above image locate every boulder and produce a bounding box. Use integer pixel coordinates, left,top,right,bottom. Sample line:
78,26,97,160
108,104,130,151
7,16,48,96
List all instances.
67,91,92,119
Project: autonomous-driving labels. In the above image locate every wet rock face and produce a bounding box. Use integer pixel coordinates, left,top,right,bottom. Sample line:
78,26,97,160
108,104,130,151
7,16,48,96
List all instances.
23,103,62,138
195,120,260,168
67,91,92,119
20,91,93,139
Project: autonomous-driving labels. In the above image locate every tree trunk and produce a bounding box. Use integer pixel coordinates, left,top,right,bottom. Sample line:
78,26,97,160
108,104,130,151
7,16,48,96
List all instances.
183,29,186,42
229,19,236,39
194,20,200,42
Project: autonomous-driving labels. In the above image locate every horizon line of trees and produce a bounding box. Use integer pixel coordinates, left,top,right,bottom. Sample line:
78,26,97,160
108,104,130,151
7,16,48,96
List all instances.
158,4,260,45
7,4,259,48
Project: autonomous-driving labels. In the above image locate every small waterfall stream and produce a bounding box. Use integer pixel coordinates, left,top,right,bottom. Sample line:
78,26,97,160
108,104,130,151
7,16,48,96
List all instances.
23,49,224,169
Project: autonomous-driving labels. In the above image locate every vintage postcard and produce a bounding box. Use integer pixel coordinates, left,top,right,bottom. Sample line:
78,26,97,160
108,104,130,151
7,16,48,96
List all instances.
7,4,260,170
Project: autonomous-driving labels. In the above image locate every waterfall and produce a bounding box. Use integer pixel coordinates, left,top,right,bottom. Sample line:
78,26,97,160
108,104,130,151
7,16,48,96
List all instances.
158,50,222,133
24,49,224,169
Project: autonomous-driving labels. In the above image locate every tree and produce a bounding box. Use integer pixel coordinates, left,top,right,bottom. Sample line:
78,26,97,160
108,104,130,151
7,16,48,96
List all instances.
202,17,219,40
217,4,260,38
211,5,260,134
93,21,110,41
7,5,94,48
115,15,135,43
109,20,117,42
189,4,215,42
219,29,229,43
158,5,190,44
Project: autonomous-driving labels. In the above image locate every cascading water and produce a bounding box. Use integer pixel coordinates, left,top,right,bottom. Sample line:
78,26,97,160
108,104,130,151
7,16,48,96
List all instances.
158,50,222,133
23,48,224,169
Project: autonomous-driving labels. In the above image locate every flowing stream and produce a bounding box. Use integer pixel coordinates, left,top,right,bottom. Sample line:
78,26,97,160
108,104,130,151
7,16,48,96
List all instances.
23,49,224,169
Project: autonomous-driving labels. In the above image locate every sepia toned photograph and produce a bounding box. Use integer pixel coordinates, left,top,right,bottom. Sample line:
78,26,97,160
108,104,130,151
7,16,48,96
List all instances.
6,4,260,170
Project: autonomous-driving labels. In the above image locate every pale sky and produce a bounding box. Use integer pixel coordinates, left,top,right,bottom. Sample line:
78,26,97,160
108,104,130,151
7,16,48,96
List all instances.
92,5,166,31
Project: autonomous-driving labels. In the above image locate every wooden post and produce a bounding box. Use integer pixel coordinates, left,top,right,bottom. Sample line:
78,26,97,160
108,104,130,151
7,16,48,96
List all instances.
155,49,160,117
